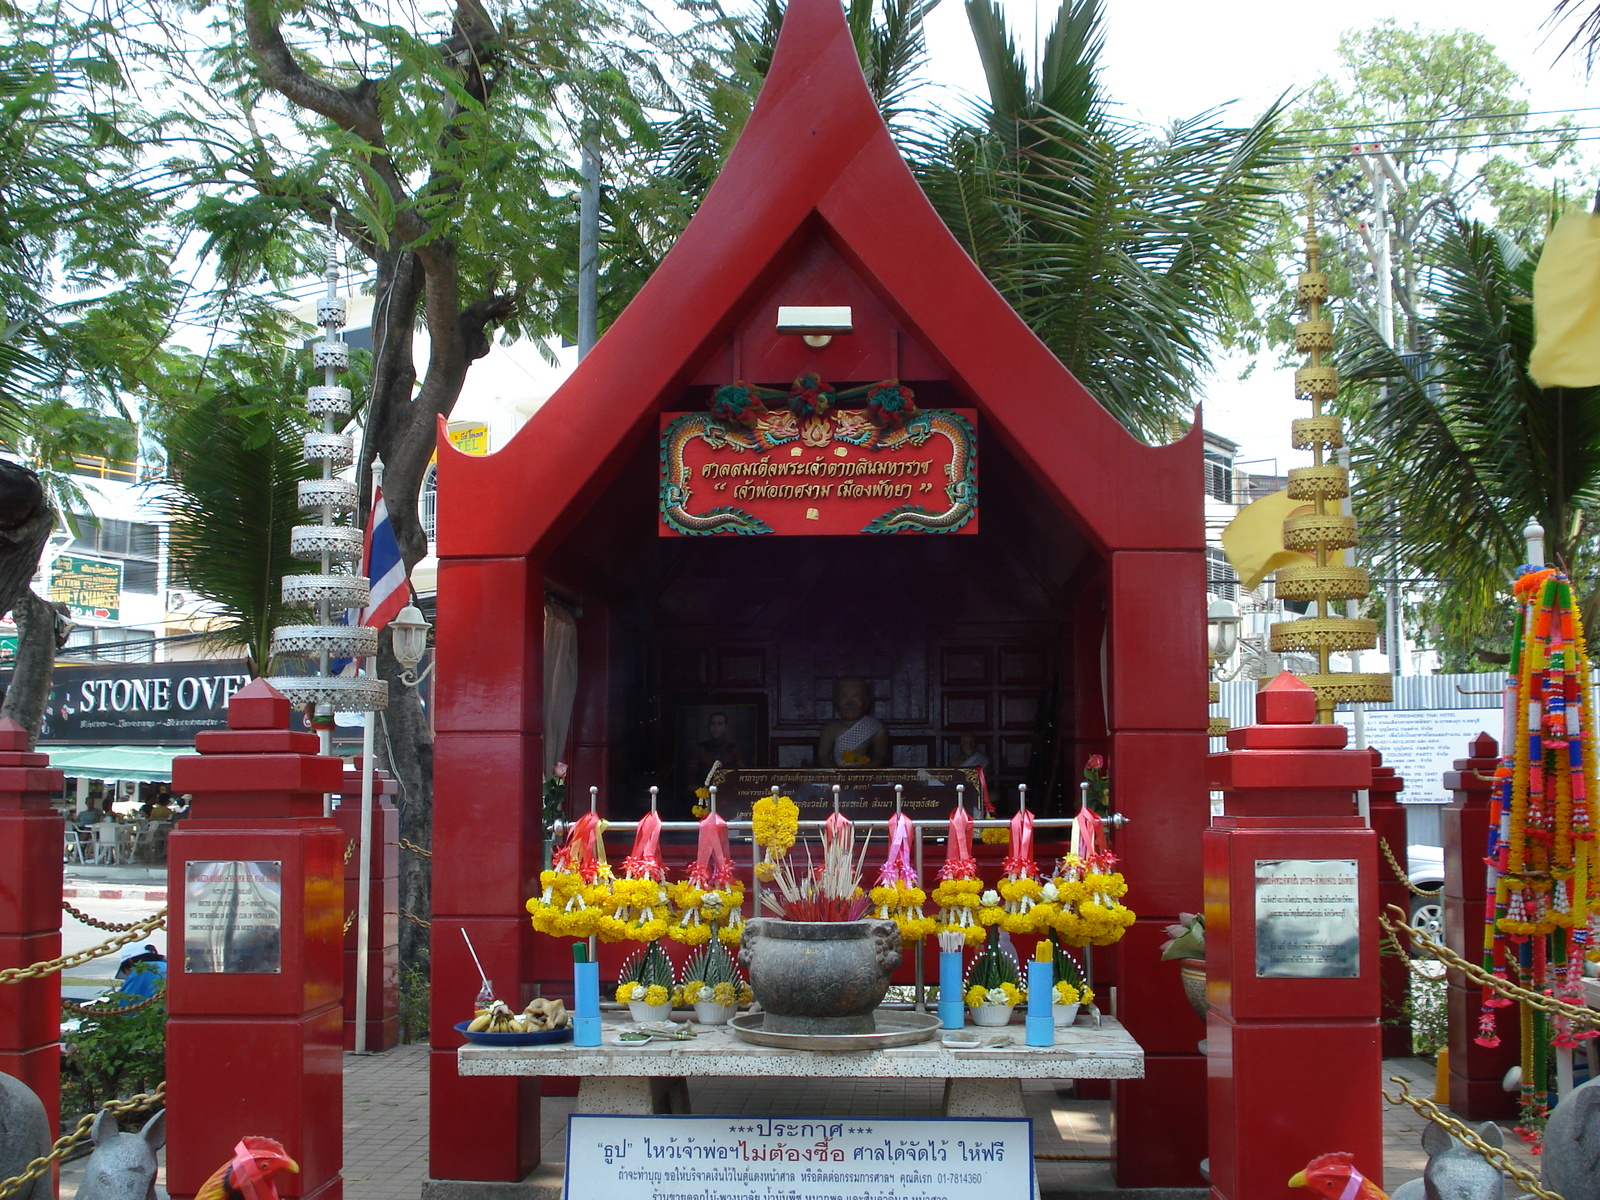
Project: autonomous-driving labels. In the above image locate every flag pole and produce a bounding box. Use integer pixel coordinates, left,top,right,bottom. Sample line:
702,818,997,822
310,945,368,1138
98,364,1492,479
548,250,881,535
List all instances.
354,457,383,1054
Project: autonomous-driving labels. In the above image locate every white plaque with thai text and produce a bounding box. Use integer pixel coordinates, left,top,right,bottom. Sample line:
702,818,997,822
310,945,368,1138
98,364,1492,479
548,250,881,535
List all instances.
1254,858,1360,978
563,1114,1032,1200
183,860,283,974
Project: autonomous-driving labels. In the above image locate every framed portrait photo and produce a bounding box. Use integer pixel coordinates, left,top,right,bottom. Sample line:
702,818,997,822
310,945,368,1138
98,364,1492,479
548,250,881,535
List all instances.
674,697,766,804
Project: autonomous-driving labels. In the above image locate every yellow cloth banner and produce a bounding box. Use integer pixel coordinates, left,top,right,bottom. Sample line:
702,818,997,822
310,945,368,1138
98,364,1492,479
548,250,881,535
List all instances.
1531,210,1600,389
1220,488,1343,592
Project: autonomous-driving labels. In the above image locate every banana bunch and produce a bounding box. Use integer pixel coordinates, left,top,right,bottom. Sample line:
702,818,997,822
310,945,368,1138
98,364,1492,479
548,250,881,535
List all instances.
468,1000,517,1033
467,997,572,1033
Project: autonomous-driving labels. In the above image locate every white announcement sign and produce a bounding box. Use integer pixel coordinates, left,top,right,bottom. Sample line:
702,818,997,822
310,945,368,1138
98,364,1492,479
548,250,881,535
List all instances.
1334,708,1499,803
563,1114,1033,1200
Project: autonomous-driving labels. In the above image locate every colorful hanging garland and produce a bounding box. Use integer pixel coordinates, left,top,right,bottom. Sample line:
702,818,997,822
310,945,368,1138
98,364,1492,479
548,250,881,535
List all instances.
870,811,938,941
979,809,1048,934
751,792,799,881
1476,567,1600,1143
669,809,745,946
601,810,673,942
1047,807,1135,947
931,806,986,946
526,812,611,938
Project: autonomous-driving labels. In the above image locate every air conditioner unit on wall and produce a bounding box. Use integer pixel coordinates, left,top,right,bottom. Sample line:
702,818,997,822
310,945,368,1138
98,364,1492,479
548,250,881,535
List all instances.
166,591,188,611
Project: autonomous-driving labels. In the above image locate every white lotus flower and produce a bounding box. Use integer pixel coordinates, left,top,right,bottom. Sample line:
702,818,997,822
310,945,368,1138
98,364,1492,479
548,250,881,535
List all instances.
981,889,1001,907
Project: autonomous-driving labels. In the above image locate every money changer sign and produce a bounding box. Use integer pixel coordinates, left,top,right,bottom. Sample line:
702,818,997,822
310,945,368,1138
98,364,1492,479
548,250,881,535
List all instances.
51,554,122,620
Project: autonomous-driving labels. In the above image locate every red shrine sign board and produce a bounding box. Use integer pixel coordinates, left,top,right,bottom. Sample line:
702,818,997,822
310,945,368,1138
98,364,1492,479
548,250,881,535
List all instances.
659,408,978,536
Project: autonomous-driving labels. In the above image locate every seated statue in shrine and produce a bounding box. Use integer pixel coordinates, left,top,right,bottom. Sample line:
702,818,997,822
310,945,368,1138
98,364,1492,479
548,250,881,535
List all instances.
816,678,889,768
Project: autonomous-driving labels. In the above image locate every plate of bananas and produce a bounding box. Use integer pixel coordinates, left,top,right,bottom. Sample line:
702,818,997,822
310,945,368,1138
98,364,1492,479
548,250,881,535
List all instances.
456,998,574,1046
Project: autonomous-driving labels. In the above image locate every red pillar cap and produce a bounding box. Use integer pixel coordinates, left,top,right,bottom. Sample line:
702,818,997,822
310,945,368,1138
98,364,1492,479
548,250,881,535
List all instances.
1470,731,1499,759
0,718,30,752
1256,671,1318,725
228,678,292,731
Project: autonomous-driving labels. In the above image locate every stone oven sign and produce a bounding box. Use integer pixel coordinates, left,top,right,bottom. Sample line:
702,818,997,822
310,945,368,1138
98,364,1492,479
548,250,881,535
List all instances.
1254,858,1360,979
183,860,284,974
564,1114,1032,1200
659,408,978,536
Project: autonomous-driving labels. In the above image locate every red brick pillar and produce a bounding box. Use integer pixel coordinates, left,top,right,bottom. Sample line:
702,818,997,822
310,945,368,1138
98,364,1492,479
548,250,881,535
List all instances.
0,718,64,1130
1107,549,1210,1188
1205,673,1381,1200
1366,748,1410,1055
166,680,344,1200
1442,732,1517,1118
429,556,543,1183
333,761,399,1051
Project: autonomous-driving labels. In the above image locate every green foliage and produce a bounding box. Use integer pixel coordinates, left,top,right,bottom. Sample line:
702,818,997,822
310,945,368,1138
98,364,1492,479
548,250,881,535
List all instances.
683,936,736,985
61,994,166,1114
1404,964,1447,1057
0,1,182,416
966,925,1020,990
907,0,1289,442
156,336,320,674
619,939,675,988
398,960,431,1044
1339,213,1600,661
1232,20,1588,359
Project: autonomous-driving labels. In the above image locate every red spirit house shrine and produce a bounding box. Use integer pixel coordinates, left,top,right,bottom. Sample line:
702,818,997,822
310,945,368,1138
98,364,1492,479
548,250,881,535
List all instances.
430,0,1208,1185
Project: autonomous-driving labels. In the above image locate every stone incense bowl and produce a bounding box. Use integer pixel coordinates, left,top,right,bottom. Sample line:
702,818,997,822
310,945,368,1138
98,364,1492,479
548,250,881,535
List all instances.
738,917,902,1036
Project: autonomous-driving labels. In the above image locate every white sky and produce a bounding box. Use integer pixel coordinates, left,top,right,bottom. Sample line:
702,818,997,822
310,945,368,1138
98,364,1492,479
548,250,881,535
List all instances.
917,0,1599,469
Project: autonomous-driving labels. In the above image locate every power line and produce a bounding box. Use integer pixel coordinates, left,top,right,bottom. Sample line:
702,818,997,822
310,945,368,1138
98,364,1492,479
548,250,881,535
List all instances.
1293,105,1600,135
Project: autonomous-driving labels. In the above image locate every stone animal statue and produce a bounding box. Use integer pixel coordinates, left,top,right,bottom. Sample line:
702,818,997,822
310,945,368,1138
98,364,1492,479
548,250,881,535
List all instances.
1542,1076,1600,1200
75,1108,166,1200
1389,1119,1504,1200
0,1072,51,1200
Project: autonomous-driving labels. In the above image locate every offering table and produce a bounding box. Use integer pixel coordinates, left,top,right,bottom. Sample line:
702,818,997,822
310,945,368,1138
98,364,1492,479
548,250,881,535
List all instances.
457,1013,1143,1119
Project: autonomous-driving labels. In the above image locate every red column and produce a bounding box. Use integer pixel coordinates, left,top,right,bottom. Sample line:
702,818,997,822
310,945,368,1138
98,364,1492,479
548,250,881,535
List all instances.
429,555,543,1183
1107,549,1210,1187
1442,732,1517,1118
1205,673,1381,1200
0,718,64,1131
1366,748,1410,1055
333,761,399,1051
165,680,344,1200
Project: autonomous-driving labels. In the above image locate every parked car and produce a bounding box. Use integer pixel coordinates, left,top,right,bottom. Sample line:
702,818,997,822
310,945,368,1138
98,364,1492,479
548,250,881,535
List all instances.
1407,844,1445,948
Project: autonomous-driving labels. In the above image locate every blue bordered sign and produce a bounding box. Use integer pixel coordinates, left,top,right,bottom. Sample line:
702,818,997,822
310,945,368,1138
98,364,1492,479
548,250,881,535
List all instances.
564,1113,1033,1199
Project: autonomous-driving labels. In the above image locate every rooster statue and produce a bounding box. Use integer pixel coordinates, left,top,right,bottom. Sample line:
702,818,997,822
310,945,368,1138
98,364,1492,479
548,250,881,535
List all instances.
1289,1153,1390,1200
195,1138,299,1200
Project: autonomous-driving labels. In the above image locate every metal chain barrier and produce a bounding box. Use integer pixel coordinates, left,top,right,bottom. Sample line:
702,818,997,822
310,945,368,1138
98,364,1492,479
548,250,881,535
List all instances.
1383,1077,1560,1200
61,990,165,1017
1380,837,1441,898
62,900,166,933
0,1084,166,1200
399,838,431,858
0,912,167,985
1379,905,1600,1028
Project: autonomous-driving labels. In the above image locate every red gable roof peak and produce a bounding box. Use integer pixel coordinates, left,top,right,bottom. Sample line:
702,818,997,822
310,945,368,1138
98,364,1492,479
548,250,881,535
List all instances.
438,0,1202,560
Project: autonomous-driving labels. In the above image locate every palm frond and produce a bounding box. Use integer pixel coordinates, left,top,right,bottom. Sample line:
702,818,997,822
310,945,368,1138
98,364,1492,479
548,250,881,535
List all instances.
1340,209,1600,649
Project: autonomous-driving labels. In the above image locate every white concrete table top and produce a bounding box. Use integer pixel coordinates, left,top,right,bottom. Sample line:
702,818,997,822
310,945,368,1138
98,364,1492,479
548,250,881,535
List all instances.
456,1013,1144,1080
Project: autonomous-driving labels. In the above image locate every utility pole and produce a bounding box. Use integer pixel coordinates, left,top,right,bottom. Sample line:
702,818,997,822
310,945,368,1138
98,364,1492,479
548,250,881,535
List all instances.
577,127,601,360
1354,143,1407,678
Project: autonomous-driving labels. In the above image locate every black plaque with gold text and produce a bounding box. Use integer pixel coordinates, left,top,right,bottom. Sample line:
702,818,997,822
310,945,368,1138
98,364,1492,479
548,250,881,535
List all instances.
706,767,982,823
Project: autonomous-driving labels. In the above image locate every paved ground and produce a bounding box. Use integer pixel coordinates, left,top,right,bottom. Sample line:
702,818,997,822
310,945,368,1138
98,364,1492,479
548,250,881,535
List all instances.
326,1047,1539,1200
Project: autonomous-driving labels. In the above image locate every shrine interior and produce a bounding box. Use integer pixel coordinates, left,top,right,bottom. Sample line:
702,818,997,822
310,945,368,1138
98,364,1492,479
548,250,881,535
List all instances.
544,390,1106,822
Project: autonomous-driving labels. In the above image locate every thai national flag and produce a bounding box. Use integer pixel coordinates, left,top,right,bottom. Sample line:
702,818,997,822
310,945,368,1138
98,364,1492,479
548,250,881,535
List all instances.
361,486,408,631
331,487,408,678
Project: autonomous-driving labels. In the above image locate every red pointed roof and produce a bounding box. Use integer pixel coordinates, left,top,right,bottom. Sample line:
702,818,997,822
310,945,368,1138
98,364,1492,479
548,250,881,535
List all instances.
438,0,1201,559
